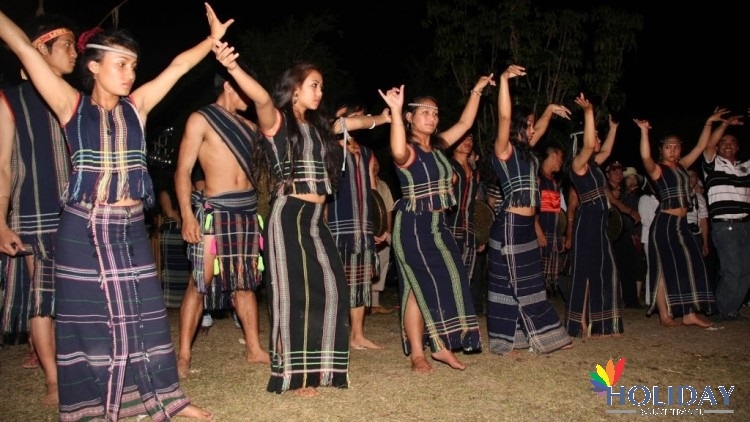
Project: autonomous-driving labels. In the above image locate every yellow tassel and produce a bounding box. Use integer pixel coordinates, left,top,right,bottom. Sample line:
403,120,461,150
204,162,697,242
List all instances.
204,213,213,231
213,258,220,275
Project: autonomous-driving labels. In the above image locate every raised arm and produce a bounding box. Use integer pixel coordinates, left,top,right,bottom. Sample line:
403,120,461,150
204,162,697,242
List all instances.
0,9,78,123
703,108,742,161
131,3,233,118
378,85,409,166
211,40,276,133
495,65,526,160
530,103,571,147
679,111,724,168
332,107,391,135
593,114,618,165
634,119,659,181
440,73,495,146
570,93,595,174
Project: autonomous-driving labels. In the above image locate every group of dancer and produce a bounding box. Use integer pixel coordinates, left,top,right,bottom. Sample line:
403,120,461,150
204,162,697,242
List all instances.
0,2,742,421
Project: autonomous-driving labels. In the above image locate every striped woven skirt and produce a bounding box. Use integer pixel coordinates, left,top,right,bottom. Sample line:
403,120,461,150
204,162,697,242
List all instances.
339,247,377,308
0,235,56,335
55,203,189,421
487,212,572,354
647,212,715,317
565,205,623,337
392,209,481,355
266,196,350,393
159,218,190,308
538,210,565,284
1,256,31,336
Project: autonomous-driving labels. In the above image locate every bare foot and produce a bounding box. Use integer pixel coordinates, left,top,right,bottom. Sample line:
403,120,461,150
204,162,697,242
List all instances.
681,313,713,328
22,350,39,369
589,333,623,339
350,336,383,350
560,343,574,350
292,387,319,397
246,349,271,365
659,317,680,328
431,349,466,370
411,356,433,374
40,385,59,408
176,404,212,420
177,357,191,380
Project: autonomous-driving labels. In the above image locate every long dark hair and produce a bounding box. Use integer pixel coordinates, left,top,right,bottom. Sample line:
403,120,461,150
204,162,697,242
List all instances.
271,61,341,193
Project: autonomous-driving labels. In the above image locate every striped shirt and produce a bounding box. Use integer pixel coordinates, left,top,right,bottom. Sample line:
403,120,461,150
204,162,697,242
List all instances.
702,154,750,220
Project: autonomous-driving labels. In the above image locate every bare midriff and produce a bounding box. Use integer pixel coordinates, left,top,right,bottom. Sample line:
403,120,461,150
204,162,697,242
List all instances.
292,192,327,204
661,207,688,218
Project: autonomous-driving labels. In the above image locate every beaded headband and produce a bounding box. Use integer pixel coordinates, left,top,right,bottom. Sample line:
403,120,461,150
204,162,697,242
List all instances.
31,28,73,48
407,102,438,111
85,43,138,59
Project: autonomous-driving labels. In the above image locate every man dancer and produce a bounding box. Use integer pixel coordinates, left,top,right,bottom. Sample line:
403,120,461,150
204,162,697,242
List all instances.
702,112,750,321
174,66,270,379
328,103,386,350
0,14,77,406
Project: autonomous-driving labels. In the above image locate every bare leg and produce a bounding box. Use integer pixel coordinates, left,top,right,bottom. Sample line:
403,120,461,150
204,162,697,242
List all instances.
175,404,213,420
404,293,431,373
30,316,57,406
581,280,590,336
655,278,679,328
636,280,644,304
350,306,382,350
22,334,39,369
234,290,270,364
177,278,204,379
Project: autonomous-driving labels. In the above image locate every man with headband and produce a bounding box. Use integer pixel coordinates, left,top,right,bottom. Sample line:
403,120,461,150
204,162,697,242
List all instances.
0,14,77,406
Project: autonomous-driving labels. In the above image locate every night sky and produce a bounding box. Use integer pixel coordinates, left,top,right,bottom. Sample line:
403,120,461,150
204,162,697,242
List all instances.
2,0,747,167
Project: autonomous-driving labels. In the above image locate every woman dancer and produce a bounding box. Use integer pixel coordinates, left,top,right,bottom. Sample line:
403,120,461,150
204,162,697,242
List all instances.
486,64,573,355
210,45,392,394
565,93,622,338
634,116,715,327
0,3,230,420
378,73,493,373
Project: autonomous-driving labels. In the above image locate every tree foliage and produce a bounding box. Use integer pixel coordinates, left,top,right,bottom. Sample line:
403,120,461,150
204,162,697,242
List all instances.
235,12,355,110
425,0,642,154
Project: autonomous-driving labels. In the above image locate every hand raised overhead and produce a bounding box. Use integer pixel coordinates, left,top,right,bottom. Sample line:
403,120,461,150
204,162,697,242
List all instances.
378,85,405,112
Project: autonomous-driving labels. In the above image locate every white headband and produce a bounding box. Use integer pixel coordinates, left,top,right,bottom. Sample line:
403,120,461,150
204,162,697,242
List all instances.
407,102,438,111
85,43,138,58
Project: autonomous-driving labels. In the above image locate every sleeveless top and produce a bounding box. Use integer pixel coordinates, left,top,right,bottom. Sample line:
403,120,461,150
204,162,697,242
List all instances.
263,112,332,197
569,161,608,211
653,163,690,210
327,144,374,252
3,81,70,227
395,142,456,212
491,144,539,208
62,94,154,206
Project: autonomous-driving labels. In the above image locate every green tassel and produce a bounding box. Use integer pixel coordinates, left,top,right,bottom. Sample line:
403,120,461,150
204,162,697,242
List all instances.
204,213,213,231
